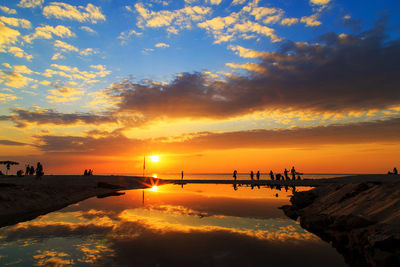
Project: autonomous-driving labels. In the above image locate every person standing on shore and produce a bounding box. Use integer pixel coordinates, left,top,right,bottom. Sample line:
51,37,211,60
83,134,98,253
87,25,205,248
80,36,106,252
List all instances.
181,171,184,181
291,166,296,180
233,170,237,180
284,168,289,180
250,171,254,180
26,165,30,176
269,170,274,180
256,171,260,180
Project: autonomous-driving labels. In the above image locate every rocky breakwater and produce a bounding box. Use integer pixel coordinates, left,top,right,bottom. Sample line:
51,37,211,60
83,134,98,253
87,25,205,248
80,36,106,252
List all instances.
281,181,400,267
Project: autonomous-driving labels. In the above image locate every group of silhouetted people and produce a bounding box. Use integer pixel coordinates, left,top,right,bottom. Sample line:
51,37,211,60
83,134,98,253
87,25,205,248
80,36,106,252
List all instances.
388,167,398,175
23,162,44,178
233,166,301,181
83,169,93,176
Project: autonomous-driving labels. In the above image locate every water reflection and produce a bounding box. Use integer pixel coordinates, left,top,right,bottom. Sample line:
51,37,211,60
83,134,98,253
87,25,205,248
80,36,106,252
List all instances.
0,184,347,266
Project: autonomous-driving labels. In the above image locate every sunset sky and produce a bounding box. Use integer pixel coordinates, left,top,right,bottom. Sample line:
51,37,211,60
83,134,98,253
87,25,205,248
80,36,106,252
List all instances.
0,0,399,174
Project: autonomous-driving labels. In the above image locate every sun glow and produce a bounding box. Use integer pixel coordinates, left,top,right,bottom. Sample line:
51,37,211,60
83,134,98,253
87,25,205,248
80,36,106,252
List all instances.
150,186,158,192
149,155,160,162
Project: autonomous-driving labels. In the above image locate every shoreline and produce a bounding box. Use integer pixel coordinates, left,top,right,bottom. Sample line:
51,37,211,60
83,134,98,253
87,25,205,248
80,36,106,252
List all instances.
280,178,400,266
0,175,166,228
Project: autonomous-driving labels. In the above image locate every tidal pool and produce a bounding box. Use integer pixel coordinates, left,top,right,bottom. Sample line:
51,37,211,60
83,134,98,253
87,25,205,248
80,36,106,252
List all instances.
0,183,347,266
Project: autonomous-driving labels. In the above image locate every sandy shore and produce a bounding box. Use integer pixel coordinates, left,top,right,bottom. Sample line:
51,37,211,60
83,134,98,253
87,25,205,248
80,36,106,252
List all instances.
0,175,166,228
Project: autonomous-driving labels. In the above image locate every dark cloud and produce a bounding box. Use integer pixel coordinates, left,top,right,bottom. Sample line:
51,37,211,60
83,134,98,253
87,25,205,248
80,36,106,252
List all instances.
0,140,28,146
4,109,144,128
35,118,400,154
111,22,400,119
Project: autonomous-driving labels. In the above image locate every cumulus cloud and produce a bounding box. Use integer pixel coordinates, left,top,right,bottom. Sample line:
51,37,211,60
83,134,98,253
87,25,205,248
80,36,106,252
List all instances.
42,64,110,82
0,6,17,15
0,22,20,50
135,3,211,34
0,92,18,103
52,40,96,58
0,65,36,88
23,25,75,43
109,25,400,120
280,17,299,26
17,0,43,9
7,46,33,60
43,2,106,24
155,42,169,48
301,14,321,27
0,16,31,28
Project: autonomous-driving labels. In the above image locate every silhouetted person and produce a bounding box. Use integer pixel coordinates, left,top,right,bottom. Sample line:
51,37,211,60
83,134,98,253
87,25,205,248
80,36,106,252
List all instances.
250,171,254,180
84,169,88,176
181,171,184,181
88,169,93,175
26,165,30,176
256,171,260,180
29,166,34,175
284,168,289,180
394,168,398,175
36,162,43,179
291,166,296,180
276,173,281,181
269,170,274,180
233,170,237,180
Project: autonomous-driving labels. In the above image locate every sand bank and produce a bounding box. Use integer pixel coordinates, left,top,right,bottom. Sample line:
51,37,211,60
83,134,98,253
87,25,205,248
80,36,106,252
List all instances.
281,177,400,266
0,175,165,228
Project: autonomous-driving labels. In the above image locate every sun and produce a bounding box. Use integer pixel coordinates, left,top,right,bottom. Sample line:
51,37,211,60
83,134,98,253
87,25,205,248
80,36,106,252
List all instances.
149,155,160,162
150,186,158,192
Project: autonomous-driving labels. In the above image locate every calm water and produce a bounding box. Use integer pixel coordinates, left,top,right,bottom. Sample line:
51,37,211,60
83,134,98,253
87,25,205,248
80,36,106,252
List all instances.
130,173,353,180
0,182,348,266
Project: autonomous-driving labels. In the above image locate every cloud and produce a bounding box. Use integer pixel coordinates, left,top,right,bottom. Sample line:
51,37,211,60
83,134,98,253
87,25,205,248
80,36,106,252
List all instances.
43,2,106,24
0,16,31,28
226,62,266,73
47,85,85,103
23,25,75,43
32,118,400,155
54,40,78,52
43,64,110,82
52,40,96,58
0,6,17,15
0,139,27,146
0,65,36,88
205,0,222,5
135,3,211,34
0,22,20,50
118,29,142,45
0,92,18,103
197,2,283,44
110,25,400,119
17,0,43,9
155,42,169,48
7,46,33,60
6,108,144,129
280,17,299,26
301,14,321,27
80,26,96,34
310,0,331,6
232,0,246,5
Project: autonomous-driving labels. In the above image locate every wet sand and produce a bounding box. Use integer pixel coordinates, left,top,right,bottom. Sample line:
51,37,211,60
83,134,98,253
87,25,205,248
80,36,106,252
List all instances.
0,175,166,228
